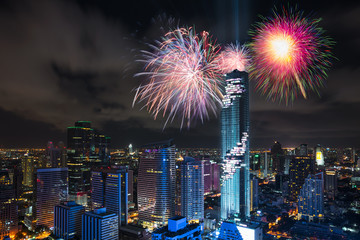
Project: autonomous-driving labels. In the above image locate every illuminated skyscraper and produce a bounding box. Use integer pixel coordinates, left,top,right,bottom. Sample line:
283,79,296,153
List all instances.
35,168,68,228
67,121,111,207
289,156,312,201
54,201,85,240
325,169,337,200
138,139,175,231
181,157,204,222
315,144,324,166
298,172,324,221
221,70,250,220
82,208,118,240
91,167,128,227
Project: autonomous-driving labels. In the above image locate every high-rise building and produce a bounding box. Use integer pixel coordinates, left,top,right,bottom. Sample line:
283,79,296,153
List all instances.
299,144,308,156
181,157,204,223
22,153,34,187
138,139,176,231
250,177,259,212
221,70,250,220
35,168,68,228
128,169,134,203
271,141,285,173
67,121,111,207
0,170,18,239
54,201,85,239
82,208,118,240
175,158,182,216
289,156,312,201
204,160,221,194
298,172,324,221
91,167,128,227
151,216,202,240
315,144,324,166
325,170,337,200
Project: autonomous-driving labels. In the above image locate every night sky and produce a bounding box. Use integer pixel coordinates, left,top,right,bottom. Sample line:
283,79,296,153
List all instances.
0,0,359,149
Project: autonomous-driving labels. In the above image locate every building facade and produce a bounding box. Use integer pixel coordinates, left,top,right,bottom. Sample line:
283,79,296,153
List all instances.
35,168,68,228
289,156,312,201
221,70,250,220
82,208,118,240
181,157,204,223
298,172,324,221
91,167,128,227
151,216,202,240
138,139,176,231
54,201,85,239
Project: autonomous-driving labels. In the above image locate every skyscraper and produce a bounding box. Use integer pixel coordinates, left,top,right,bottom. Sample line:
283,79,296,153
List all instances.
325,169,337,200
67,121,111,207
35,168,68,228
221,70,250,219
82,208,118,240
138,139,176,231
181,157,204,223
289,156,312,201
250,176,259,212
315,144,324,166
298,172,324,221
54,201,85,240
91,167,128,227
0,170,18,239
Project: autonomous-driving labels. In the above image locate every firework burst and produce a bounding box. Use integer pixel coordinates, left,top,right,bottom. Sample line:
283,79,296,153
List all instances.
216,43,251,73
249,7,334,102
134,27,223,128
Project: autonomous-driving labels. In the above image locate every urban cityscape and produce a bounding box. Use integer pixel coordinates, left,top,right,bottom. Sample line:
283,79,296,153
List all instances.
1,0,360,240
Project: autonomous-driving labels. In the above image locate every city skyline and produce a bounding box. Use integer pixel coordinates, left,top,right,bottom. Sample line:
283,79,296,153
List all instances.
0,0,359,148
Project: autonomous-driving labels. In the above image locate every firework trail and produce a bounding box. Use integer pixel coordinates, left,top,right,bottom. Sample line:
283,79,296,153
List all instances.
216,43,251,73
249,7,334,102
133,27,223,128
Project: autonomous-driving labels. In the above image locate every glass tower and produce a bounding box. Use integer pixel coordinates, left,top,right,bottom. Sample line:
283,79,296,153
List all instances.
220,70,250,220
138,139,175,231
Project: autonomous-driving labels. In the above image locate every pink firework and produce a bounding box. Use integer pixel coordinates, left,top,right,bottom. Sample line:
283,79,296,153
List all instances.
216,43,251,73
134,27,223,128
249,8,334,102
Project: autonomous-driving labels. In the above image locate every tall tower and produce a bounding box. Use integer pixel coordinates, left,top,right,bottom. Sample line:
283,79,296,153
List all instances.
221,70,250,220
35,168,68,228
138,139,176,231
181,157,204,223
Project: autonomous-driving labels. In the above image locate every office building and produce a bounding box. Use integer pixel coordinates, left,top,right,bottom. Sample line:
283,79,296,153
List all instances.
315,145,324,166
289,156,312,201
128,169,134,203
54,201,85,239
250,177,259,211
0,170,18,239
22,154,34,187
67,121,111,206
91,167,128,226
82,208,118,240
218,221,263,240
35,168,68,228
181,157,204,223
325,169,337,200
204,160,220,194
221,70,250,220
271,141,284,173
138,139,176,231
298,172,324,221
152,216,202,240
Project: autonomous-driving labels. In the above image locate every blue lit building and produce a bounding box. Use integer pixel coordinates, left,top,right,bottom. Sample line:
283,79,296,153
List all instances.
82,208,118,240
138,139,175,231
35,168,68,229
152,216,202,240
54,201,85,239
181,157,204,223
91,167,128,227
298,172,324,221
220,70,250,220
218,221,263,240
